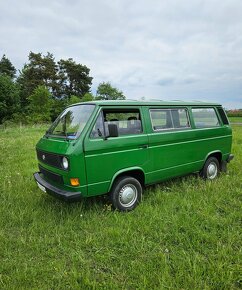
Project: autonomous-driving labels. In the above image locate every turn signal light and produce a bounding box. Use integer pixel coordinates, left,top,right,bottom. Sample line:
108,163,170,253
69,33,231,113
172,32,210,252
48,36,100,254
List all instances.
70,178,80,186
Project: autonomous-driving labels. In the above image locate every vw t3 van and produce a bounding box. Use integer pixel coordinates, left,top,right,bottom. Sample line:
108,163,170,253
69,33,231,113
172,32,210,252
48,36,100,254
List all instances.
34,101,233,211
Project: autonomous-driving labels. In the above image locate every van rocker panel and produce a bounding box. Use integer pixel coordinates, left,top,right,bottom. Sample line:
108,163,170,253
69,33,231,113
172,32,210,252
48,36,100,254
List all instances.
34,172,81,202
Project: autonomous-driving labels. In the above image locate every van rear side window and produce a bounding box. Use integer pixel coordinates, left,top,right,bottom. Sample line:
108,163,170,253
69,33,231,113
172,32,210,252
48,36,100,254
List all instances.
192,108,220,128
217,107,229,125
150,108,190,131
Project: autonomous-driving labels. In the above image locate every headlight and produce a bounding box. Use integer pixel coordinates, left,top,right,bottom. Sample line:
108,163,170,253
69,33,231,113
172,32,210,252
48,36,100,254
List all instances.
62,157,69,170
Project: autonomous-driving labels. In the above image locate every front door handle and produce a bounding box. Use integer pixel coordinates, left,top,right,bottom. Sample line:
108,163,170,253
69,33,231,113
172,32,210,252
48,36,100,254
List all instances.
139,144,148,149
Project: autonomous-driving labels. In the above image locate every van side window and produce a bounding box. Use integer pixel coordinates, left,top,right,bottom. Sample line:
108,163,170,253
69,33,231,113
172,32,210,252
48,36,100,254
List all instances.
192,108,220,128
150,108,190,131
104,110,142,136
90,113,105,138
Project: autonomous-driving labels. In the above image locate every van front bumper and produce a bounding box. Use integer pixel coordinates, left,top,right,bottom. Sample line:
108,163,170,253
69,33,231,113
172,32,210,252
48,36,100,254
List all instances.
33,172,81,202
227,154,234,163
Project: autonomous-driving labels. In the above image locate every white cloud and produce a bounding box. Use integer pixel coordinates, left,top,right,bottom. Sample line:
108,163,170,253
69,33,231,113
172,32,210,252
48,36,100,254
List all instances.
0,0,242,108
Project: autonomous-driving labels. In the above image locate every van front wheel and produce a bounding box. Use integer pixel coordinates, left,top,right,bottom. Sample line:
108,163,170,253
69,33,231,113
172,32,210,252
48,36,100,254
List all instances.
201,157,220,180
110,176,142,211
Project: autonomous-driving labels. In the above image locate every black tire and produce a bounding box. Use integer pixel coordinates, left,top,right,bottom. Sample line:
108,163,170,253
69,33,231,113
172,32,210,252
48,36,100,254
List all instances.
200,157,220,180
110,176,142,211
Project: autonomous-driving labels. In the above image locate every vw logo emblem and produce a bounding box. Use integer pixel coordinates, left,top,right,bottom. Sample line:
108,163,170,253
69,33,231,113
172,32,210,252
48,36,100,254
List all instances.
42,154,46,160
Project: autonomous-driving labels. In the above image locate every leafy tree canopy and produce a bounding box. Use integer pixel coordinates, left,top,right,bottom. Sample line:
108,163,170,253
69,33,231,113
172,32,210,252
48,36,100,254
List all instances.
17,52,59,106
68,95,81,106
58,58,93,99
67,92,94,106
0,55,16,79
17,53,93,110
81,92,94,102
28,85,52,122
0,52,126,125
96,82,125,100
0,74,20,123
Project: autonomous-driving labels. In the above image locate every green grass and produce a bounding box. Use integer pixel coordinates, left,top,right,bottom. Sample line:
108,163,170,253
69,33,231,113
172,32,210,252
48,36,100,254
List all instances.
229,116,242,123
0,125,241,289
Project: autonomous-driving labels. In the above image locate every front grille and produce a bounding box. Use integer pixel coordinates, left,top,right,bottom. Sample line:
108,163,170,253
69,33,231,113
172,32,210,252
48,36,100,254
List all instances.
37,149,64,170
39,165,63,184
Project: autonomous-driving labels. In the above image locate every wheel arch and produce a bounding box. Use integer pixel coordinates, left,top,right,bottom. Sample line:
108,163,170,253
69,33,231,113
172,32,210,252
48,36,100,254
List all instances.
108,167,145,192
204,150,222,165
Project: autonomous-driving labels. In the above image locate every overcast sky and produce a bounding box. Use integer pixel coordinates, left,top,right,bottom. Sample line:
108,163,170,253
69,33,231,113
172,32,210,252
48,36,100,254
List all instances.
1,0,242,108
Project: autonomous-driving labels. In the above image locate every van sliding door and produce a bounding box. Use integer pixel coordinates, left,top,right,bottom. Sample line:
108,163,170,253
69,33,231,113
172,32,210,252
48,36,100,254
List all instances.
146,107,198,184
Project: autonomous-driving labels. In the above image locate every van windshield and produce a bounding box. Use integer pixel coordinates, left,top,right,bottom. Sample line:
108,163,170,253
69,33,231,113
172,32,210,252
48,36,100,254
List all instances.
47,104,95,139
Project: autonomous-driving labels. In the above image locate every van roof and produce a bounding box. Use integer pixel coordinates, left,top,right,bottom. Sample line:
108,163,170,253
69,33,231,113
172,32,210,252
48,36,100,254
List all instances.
71,100,222,107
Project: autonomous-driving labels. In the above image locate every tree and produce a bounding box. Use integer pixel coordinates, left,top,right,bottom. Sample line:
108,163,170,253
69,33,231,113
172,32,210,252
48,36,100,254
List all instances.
17,52,93,114
68,95,81,106
58,58,92,99
67,93,94,106
81,92,94,102
28,85,52,122
0,51,94,123
96,82,125,100
17,52,59,108
0,55,16,79
0,74,20,123
50,99,67,121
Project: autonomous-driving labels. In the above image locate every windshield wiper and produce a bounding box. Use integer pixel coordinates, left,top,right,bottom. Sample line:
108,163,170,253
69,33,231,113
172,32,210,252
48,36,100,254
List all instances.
45,129,51,137
54,130,69,141
63,131,69,141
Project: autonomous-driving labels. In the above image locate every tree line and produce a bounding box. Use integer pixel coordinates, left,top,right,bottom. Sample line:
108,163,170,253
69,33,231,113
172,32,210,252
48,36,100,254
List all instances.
0,52,125,124
226,109,242,117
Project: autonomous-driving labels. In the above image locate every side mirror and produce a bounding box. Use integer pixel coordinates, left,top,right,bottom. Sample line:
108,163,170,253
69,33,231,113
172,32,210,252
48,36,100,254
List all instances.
107,123,119,138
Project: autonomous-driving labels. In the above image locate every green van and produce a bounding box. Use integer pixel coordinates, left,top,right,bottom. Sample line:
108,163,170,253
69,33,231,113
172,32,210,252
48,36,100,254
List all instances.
34,100,233,211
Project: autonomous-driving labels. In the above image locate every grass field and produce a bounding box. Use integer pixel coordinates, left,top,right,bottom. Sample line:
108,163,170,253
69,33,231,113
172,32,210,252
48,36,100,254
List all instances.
0,125,241,289
229,116,242,123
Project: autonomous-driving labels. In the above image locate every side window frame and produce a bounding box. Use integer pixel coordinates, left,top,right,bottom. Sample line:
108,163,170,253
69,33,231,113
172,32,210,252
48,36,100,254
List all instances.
149,107,191,132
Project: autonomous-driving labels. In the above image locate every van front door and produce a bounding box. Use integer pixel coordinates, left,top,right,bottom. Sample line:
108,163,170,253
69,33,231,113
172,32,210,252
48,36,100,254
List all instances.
83,107,149,196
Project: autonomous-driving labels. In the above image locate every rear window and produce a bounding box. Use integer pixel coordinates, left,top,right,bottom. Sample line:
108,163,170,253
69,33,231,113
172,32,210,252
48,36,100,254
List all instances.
150,108,190,131
217,107,229,125
192,108,220,128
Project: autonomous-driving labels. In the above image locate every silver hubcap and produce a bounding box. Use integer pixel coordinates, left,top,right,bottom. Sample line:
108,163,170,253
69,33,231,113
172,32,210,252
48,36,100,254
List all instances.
207,162,218,179
119,184,137,207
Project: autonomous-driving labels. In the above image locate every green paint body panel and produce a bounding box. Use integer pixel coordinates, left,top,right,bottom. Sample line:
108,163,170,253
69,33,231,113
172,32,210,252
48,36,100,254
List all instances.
35,100,233,199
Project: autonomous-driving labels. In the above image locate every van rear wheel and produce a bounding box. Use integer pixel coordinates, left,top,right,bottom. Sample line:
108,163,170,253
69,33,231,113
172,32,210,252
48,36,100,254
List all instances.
200,157,220,180
110,176,142,211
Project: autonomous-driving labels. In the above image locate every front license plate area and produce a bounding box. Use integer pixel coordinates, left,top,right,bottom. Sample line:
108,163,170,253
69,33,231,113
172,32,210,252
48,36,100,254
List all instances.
37,182,46,193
